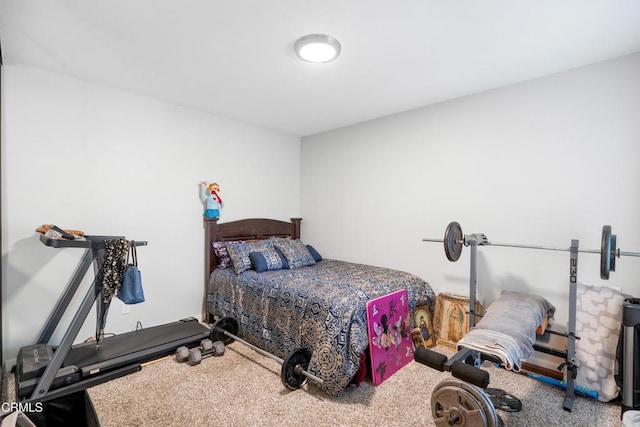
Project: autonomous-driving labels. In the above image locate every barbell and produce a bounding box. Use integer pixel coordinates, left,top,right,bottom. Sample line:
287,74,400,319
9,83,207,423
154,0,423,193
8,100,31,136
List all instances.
423,222,640,280
210,317,324,391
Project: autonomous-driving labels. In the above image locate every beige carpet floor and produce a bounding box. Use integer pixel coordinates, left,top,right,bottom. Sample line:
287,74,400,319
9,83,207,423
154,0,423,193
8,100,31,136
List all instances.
3,343,622,426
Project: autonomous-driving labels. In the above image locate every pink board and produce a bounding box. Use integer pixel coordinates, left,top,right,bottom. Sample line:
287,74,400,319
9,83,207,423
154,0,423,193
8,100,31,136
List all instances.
366,288,414,385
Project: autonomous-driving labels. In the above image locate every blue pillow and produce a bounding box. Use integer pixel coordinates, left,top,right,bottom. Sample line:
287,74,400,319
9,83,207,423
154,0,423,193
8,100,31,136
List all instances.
306,245,322,262
227,240,275,274
249,249,284,273
274,247,289,269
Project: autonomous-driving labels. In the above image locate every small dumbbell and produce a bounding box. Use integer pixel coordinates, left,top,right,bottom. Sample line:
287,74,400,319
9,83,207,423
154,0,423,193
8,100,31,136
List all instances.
175,345,190,363
176,339,215,363
187,339,225,366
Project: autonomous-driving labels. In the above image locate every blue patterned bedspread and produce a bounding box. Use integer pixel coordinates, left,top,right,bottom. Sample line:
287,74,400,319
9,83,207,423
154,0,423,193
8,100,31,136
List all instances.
207,259,435,395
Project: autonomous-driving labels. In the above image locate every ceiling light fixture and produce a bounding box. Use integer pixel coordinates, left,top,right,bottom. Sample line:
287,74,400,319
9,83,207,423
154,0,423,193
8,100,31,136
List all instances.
294,34,341,63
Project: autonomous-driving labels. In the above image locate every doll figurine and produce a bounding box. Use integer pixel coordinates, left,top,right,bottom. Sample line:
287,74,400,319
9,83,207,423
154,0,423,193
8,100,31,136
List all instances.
200,181,224,219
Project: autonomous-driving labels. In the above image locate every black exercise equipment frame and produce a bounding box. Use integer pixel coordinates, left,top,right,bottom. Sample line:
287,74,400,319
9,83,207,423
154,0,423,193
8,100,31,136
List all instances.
17,234,210,403
24,235,147,402
423,223,592,412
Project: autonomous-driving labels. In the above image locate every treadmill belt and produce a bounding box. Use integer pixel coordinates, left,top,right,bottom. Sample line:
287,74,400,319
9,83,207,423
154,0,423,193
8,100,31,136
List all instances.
63,319,209,369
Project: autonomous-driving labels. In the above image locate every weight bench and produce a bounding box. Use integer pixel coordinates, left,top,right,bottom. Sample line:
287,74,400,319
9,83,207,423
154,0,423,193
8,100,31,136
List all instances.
423,225,590,413
415,291,554,426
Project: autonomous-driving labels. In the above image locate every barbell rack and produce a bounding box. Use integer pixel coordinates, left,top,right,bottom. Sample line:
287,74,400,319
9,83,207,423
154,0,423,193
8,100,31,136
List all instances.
423,223,640,280
422,222,640,412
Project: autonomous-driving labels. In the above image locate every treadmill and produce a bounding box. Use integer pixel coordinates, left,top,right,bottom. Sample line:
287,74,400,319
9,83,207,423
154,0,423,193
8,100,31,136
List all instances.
15,234,210,402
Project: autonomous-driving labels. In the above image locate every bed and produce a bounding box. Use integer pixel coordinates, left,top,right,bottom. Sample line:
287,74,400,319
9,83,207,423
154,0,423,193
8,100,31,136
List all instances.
203,217,436,395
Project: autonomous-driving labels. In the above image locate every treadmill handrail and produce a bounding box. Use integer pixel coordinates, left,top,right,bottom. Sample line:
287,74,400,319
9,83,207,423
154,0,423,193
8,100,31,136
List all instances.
40,234,148,248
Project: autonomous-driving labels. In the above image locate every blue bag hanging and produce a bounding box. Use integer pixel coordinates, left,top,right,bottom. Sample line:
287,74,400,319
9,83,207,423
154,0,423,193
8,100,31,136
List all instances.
118,240,145,304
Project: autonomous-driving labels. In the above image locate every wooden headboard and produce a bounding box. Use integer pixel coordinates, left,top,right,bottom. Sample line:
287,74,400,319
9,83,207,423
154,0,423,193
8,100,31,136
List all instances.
202,217,301,319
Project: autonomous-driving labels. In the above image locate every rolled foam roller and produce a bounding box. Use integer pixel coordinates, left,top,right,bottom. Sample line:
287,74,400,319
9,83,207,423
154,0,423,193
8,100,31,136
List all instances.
451,361,490,389
414,347,448,371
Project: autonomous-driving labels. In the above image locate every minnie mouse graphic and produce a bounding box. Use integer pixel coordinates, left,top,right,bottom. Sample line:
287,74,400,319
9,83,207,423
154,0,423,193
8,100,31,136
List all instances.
372,314,391,350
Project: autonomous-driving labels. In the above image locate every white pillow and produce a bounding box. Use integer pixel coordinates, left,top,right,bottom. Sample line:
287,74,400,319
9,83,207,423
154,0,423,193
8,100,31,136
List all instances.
574,283,624,402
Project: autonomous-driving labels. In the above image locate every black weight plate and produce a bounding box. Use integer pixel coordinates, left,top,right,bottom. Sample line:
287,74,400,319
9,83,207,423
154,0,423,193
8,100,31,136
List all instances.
281,348,312,391
601,225,614,280
486,388,522,413
611,235,617,274
444,221,463,262
211,317,238,345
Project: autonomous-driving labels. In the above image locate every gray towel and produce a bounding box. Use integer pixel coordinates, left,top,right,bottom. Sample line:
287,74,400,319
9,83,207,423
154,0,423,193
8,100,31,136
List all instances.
458,291,555,371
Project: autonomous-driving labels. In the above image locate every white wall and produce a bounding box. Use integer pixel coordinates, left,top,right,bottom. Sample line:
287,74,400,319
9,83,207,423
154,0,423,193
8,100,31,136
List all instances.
301,53,640,324
4,53,640,371
1,65,300,369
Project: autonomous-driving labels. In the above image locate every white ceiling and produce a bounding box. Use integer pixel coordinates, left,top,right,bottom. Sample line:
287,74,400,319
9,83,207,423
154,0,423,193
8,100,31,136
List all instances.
1,1,640,137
